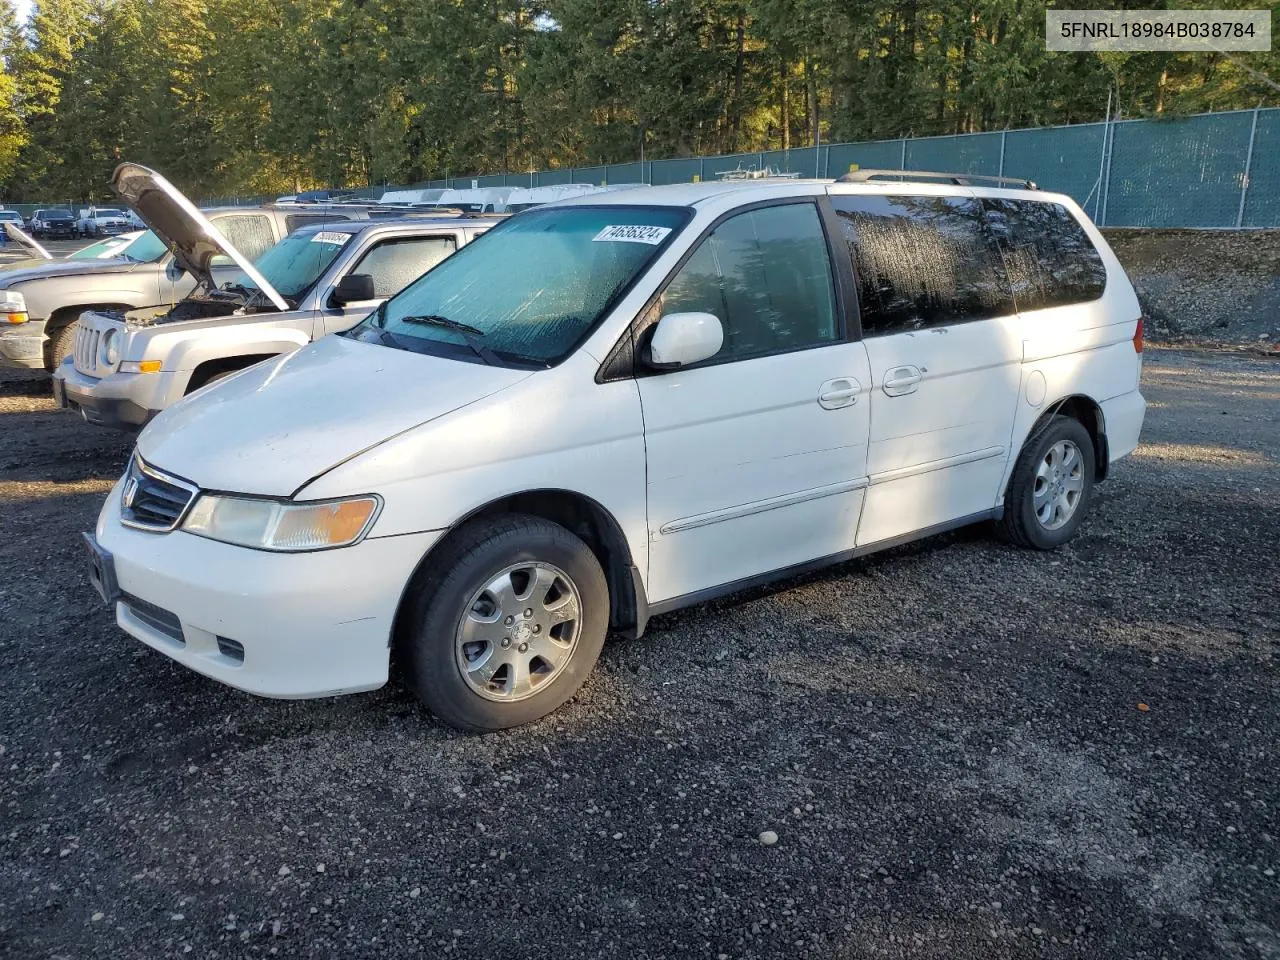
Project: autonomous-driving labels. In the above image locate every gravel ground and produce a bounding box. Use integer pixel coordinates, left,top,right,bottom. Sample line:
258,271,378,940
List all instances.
0,348,1277,960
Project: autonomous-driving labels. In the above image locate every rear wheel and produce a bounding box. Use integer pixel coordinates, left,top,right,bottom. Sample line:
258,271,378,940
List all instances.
999,415,1095,550
399,515,609,731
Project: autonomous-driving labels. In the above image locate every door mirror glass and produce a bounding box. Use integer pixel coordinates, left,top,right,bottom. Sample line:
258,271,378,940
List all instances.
332,272,376,306
165,258,185,281
647,312,724,368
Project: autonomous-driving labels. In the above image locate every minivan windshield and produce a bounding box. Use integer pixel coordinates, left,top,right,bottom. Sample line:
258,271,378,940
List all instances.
226,229,349,301
350,205,688,367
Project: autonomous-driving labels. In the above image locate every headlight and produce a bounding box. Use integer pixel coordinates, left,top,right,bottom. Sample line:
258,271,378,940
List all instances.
1,290,28,324
181,494,381,551
100,328,121,366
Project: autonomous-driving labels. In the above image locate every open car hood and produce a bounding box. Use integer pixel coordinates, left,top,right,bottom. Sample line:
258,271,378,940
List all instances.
110,162,288,311
3,222,53,260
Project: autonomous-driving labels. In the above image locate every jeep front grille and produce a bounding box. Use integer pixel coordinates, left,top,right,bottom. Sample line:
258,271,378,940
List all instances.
73,324,100,377
119,456,199,532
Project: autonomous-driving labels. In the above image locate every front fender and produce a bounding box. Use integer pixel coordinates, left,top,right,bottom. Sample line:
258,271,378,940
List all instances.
156,329,312,375
13,280,153,323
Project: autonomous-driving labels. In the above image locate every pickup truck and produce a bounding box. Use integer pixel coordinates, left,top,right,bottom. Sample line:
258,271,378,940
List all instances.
0,203,356,371
54,163,495,429
76,207,133,237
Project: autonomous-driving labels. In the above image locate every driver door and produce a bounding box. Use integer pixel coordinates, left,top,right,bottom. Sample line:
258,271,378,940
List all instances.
637,200,872,606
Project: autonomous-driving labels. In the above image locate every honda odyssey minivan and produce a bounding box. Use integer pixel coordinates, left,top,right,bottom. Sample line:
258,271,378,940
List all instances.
86,172,1146,731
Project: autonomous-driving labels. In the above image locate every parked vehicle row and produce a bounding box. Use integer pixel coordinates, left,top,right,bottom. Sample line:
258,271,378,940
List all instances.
71,162,1145,733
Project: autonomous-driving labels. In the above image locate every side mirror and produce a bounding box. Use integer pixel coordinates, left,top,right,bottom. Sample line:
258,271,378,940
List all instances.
647,312,724,368
332,273,376,306
164,258,185,281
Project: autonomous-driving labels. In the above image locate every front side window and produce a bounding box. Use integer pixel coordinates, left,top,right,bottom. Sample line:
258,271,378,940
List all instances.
211,214,275,264
227,230,350,301
355,205,689,367
349,235,457,299
981,199,1107,311
659,202,838,362
832,194,1014,335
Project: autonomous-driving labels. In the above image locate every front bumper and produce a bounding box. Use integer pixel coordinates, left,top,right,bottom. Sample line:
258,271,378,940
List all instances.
0,320,47,369
94,477,442,698
53,359,182,429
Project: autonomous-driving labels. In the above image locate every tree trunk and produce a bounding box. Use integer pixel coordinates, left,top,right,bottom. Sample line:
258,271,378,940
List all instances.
731,9,745,147
781,60,790,151
805,51,818,147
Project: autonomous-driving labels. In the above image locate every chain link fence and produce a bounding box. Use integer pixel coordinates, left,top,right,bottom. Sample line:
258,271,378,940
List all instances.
173,107,1280,229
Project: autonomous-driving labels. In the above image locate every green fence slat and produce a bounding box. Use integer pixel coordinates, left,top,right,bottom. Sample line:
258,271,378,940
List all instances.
1243,109,1280,228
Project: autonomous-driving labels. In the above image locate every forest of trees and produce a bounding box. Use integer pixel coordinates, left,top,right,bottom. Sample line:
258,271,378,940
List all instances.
0,0,1276,201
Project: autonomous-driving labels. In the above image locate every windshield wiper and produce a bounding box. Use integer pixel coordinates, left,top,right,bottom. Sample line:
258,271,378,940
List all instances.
397,314,500,366
399,314,486,337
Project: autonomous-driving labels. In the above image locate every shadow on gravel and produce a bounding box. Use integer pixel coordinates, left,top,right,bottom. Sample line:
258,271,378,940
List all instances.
0,369,50,397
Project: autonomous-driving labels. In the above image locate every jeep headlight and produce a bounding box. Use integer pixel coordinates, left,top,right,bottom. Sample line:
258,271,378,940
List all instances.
181,494,380,551
100,328,121,367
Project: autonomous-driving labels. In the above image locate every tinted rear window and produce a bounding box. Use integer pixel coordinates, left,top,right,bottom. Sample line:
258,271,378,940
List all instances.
831,194,1014,335
981,199,1107,311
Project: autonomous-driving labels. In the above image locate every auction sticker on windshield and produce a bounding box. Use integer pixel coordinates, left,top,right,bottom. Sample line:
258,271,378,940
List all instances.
592,224,672,245
311,231,350,246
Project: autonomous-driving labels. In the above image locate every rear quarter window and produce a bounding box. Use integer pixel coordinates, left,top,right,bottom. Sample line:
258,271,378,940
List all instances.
980,199,1107,311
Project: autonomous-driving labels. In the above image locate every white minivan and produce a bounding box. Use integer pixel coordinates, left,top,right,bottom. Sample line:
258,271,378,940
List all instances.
86,174,1146,731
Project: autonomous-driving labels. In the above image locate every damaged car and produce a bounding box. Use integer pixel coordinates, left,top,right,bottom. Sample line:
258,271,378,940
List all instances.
54,162,494,429
0,195,320,372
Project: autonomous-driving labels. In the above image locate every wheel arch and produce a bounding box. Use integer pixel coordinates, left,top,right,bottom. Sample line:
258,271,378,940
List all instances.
185,353,279,394
1027,394,1110,482
392,488,648,654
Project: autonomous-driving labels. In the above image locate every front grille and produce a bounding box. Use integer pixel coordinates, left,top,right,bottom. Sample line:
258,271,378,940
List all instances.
121,593,185,645
119,456,199,532
74,324,100,376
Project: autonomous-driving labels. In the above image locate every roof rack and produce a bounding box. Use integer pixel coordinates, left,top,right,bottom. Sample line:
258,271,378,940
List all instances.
836,169,1038,190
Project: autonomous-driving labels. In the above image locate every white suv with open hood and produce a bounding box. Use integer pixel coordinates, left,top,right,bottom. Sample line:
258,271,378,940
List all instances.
85,173,1146,731
53,164,492,428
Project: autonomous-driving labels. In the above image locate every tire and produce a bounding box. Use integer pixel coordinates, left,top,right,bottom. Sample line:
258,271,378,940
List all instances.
186,368,236,394
399,514,609,731
999,414,1095,550
48,320,79,371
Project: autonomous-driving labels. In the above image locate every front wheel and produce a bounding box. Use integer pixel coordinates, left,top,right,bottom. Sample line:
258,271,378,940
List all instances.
48,321,79,371
999,415,1095,550
399,515,609,731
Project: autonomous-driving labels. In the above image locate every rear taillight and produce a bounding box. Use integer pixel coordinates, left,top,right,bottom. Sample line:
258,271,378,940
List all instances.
1133,316,1144,353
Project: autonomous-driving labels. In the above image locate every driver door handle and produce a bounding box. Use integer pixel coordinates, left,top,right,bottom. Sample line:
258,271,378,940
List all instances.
882,365,923,397
818,377,860,410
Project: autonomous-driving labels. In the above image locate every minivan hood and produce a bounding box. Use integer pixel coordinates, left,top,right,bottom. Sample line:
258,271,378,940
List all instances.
2,222,53,259
111,162,287,311
136,334,533,497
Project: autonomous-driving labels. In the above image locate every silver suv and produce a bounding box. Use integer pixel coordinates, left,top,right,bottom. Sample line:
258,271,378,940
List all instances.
54,164,494,429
